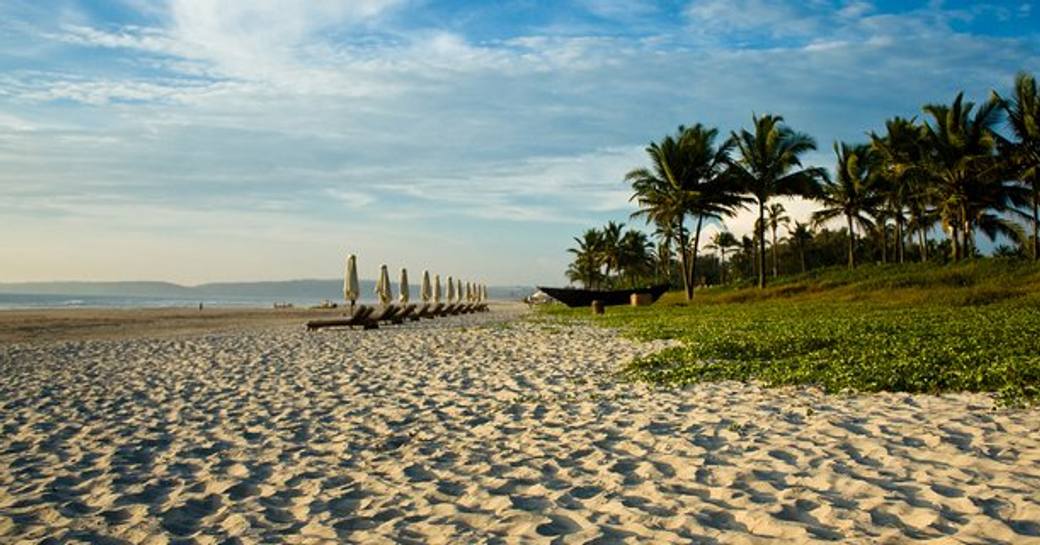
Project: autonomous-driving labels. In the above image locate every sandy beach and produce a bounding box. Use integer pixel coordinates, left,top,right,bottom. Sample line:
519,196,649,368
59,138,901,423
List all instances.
1,306,1039,544
0,307,349,345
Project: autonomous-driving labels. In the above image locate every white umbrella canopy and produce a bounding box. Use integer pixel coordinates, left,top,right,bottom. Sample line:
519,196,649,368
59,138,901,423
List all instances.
344,254,359,306
399,268,410,304
446,276,455,303
434,274,442,303
376,264,392,306
421,270,432,303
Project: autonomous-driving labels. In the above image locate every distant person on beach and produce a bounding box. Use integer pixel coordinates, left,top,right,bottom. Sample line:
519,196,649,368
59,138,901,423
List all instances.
198,302,203,311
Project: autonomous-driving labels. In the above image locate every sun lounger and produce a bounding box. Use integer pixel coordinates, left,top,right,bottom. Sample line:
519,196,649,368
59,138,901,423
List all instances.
439,304,456,316
415,303,439,319
305,305,374,331
392,304,418,324
359,305,400,329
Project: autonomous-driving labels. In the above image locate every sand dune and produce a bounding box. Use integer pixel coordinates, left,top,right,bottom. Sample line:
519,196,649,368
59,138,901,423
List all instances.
1,307,1039,544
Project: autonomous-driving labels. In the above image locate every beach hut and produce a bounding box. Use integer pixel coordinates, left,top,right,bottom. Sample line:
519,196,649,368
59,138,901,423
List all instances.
344,254,359,310
376,265,392,306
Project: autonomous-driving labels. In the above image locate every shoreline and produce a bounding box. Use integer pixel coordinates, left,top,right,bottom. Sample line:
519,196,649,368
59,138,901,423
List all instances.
0,306,341,344
0,304,515,344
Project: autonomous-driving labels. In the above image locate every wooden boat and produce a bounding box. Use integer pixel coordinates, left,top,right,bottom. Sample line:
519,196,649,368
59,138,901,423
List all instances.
536,284,669,308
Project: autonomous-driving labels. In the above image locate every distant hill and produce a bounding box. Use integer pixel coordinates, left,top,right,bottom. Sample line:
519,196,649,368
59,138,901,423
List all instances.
0,279,533,301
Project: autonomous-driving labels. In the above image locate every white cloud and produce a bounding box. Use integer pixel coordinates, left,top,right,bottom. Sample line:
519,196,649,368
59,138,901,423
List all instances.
1,0,1038,283
685,0,824,37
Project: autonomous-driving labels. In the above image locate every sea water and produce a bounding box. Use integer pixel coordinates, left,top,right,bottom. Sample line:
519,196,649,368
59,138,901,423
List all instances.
0,293,375,310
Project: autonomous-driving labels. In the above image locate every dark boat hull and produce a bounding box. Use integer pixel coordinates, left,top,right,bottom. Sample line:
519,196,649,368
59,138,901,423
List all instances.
536,284,669,308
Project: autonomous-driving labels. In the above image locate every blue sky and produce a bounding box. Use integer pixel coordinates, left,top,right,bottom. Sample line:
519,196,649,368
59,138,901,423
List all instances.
1,1,1037,284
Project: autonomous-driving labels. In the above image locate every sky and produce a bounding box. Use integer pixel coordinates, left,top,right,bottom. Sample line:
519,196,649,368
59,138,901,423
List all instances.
0,0,1038,285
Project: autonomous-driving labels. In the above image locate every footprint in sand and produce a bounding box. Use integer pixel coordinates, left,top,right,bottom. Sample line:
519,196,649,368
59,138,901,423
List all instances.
510,495,551,511
536,514,582,536
159,494,223,537
569,485,601,500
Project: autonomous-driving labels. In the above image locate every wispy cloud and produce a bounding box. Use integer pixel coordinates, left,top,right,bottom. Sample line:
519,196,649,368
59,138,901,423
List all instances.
0,0,1037,283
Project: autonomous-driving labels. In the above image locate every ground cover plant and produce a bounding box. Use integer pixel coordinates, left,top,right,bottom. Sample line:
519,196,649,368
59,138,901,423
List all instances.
542,261,1040,405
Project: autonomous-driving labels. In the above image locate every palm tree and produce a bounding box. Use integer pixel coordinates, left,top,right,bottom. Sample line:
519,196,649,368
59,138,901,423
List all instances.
729,114,825,288
921,92,1026,259
766,202,791,276
705,230,739,284
650,222,675,282
870,116,931,263
567,228,605,288
740,235,756,278
787,221,814,273
618,229,653,287
994,72,1040,261
813,142,880,269
599,221,625,280
629,124,747,299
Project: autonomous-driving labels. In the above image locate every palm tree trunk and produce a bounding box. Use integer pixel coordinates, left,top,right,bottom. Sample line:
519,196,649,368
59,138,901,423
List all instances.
1033,186,1039,261
881,222,888,264
677,221,693,300
896,216,905,264
951,222,961,261
771,225,778,277
800,246,806,273
919,228,928,262
847,214,856,269
690,215,704,296
720,249,727,284
960,216,969,258
757,202,767,288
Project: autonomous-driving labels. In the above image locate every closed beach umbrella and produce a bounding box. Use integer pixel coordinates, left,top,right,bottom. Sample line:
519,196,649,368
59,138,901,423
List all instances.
344,254,359,307
456,279,463,303
399,268,410,304
434,274,442,303
446,276,455,303
483,284,489,302
421,270,432,303
376,264,392,306
464,282,471,302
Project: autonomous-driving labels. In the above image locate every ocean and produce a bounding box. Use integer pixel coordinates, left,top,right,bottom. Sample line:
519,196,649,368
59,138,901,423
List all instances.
0,293,374,310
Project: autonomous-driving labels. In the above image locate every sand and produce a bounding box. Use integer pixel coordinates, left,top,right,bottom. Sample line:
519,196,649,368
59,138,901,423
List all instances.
0,307,345,345
1,305,1039,544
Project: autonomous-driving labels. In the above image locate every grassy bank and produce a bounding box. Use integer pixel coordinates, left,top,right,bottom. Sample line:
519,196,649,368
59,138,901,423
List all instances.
542,260,1040,405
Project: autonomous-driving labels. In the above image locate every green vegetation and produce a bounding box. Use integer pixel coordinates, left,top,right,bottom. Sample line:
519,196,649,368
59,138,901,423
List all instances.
543,261,1040,405
565,72,1040,298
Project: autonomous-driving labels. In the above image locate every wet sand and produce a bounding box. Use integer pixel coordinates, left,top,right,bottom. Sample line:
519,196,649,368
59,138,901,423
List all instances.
0,307,344,344
1,307,1039,544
